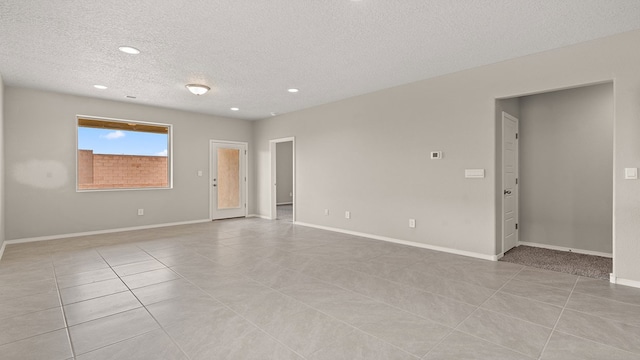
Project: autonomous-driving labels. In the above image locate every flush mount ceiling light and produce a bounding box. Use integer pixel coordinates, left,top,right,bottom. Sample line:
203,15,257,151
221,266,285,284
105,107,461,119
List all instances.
185,84,210,96
230,107,240,111
93,85,107,90
287,88,299,93
270,112,278,116
118,46,140,55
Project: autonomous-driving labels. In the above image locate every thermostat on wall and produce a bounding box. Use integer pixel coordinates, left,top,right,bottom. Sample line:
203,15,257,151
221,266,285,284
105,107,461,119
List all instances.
430,151,442,160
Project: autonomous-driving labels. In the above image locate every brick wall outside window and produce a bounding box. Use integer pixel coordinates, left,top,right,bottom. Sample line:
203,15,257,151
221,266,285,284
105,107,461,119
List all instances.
78,150,168,189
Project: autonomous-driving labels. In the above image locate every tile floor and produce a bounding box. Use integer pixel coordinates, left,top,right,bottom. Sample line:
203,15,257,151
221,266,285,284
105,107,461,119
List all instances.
0,218,639,359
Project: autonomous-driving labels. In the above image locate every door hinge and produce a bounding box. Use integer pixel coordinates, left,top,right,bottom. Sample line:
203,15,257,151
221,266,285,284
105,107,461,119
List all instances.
515,223,518,230
245,203,247,208
516,178,518,185
245,150,247,155
515,133,518,139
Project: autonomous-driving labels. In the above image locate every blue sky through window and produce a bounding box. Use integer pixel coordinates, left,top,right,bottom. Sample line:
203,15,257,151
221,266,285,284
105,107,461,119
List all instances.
78,127,168,156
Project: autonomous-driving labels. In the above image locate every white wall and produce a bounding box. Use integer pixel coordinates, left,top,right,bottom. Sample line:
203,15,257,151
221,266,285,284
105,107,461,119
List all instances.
276,141,293,204
4,87,252,240
519,84,613,254
253,29,640,284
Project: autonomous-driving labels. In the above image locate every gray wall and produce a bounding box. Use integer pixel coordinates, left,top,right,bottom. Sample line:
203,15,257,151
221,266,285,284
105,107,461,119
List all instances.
276,141,293,204
519,84,613,253
4,87,252,240
0,74,4,249
253,30,640,283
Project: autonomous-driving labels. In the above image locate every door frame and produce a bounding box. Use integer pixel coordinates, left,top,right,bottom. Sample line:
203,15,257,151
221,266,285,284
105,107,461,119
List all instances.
269,137,296,221
209,140,248,220
501,112,519,254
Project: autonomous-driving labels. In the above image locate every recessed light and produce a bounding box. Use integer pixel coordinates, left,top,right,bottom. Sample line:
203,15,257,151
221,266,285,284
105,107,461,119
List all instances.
93,85,107,90
185,84,210,96
287,88,299,93
230,107,240,111
118,46,140,55
270,112,278,116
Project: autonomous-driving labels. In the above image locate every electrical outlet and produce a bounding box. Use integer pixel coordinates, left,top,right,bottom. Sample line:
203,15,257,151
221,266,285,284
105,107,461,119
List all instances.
324,209,329,216
137,209,144,216
345,211,351,219
409,218,416,228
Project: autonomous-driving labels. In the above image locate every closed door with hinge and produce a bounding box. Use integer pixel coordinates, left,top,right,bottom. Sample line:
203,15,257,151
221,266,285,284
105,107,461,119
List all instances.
210,141,247,220
502,112,519,253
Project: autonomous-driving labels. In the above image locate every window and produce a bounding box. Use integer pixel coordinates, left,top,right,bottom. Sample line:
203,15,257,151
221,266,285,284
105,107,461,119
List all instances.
77,116,172,191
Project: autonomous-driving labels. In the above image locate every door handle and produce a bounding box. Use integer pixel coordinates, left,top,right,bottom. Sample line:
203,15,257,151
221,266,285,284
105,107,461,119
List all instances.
504,190,511,195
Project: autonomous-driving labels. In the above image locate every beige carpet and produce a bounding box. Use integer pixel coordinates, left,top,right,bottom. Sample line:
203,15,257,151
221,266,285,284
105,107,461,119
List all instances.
276,204,293,222
500,245,611,280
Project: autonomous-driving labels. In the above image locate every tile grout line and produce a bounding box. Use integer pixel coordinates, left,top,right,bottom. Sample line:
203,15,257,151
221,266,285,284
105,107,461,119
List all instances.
162,271,312,360
421,265,536,360
231,259,451,358
147,239,422,359
70,246,190,359
116,247,194,360
51,259,76,359
536,274,580,360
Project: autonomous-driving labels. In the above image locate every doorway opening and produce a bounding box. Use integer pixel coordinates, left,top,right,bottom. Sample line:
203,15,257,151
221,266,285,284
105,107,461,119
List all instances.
270,137,295,222
210,140,248,220
496,82,614,280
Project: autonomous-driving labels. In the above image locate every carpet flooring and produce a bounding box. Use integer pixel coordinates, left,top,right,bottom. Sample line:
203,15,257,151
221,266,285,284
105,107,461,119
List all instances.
499,245,612,280
276,204,293,222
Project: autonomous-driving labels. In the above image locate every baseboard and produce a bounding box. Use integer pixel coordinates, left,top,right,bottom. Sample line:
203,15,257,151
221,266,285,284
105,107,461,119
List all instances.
611,276,640,289
247,214,272,220
5,219,211,245
294,221,498,261
517,241,612,258
276,202,293,206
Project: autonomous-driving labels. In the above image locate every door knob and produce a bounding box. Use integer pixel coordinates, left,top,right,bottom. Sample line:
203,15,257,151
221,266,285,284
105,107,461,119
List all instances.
504,190,511,195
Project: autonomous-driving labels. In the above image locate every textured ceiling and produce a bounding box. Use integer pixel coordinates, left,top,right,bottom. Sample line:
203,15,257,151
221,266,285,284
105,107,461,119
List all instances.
1,1,640,120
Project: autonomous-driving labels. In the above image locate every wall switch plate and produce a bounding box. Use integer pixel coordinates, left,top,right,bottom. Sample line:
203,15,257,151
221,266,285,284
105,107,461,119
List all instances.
290,192,293,197
137,209,144,216
409,219,416,228
345,211,351,219
430,151,442,160
197,170,203,177
324,209,329,216
465,169,485,178
625,168,638,180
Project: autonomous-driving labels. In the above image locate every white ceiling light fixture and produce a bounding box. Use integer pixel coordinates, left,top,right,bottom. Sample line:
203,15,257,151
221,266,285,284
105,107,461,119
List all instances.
118,46,140,55
93,85,107,90
287,88,299,93
185,84,210,96
230,107,239,111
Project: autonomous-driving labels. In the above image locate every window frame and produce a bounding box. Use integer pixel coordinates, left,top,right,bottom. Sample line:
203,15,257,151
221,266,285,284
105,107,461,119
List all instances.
76,115,173,192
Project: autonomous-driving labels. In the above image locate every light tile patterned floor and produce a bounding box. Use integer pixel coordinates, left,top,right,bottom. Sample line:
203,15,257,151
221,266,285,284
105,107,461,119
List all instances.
0,218,639,359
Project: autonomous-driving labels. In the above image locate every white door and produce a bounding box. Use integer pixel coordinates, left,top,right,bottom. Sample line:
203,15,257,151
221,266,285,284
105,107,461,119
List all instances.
210,141,247,220
502,112,519,253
